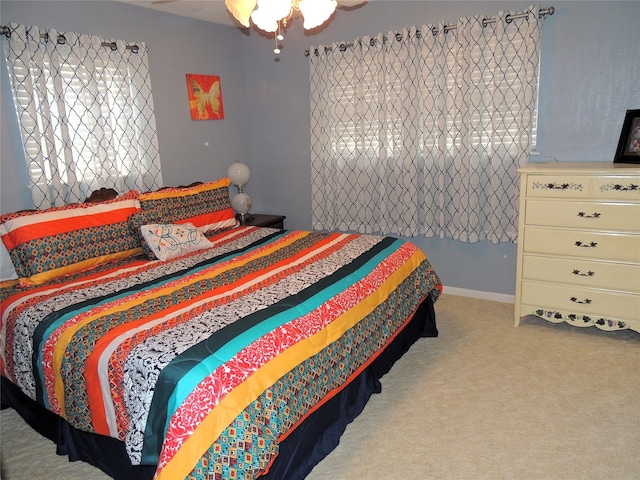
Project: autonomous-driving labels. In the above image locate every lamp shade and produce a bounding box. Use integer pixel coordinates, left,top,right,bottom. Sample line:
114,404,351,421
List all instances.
227,162,251,187
251,0,291,32
299,0,337,29
231,192,252,215
225,0,257,28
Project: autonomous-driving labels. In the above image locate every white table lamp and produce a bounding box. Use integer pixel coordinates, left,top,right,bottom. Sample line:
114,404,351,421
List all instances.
227,162,252,221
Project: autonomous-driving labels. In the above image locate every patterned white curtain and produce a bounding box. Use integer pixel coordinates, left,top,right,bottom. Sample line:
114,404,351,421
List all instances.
2,23,163,208
309,6,545,243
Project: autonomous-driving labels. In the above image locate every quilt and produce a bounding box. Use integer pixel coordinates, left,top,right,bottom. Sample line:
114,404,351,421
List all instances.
1,226,441,479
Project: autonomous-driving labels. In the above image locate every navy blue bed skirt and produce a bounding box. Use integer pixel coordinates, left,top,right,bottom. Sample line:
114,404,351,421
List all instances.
1,296,437,480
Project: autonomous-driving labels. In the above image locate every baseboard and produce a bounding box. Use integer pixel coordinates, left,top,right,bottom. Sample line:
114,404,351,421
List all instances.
442,286,514,304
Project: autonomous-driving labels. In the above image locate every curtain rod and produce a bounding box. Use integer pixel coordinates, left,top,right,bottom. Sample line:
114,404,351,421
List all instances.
304,6,554,57
0,25,140,53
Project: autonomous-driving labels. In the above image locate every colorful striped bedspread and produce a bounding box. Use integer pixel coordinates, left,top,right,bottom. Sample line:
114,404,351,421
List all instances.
1,226,442,479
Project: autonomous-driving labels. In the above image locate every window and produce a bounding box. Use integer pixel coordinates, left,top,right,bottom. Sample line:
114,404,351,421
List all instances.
310,8,546,243
2,23,163,208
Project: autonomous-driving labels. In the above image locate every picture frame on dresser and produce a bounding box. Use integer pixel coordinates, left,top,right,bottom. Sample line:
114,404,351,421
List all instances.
613,109,640,164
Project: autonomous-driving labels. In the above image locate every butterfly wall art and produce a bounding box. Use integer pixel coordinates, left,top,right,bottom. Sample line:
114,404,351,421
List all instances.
186,74,224,120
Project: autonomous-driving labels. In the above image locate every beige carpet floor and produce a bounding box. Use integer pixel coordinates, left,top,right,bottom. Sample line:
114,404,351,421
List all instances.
1,294,638,480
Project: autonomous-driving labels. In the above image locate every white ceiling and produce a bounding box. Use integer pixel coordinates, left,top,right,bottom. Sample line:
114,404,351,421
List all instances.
117,1,368,29
117,1,242,27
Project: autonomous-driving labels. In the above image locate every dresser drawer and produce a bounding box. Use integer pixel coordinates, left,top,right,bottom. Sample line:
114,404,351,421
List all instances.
523,227,640,263
521,281,640,320
525,199,640,232
521,254,640,293
526,175,640,200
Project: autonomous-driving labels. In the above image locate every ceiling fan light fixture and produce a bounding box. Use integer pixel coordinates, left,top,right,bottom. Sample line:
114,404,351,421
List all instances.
227,0,343,55
227,0,339,32
251,9,279,32
251,0,293,32
225,0,257,28
299,0,337,29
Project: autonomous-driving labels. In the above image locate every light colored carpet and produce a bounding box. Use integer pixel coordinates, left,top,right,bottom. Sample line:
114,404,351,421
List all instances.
1,294,638,480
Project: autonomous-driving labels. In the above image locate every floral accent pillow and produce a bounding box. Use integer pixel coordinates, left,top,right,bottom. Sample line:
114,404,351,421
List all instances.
140,223,213,261
128,206,172,259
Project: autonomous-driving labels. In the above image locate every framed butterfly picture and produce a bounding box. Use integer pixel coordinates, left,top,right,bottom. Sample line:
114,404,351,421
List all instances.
186,74,224,120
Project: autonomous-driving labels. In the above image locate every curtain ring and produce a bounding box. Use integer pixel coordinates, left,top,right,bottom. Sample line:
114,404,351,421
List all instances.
481,18,488,27
506,14,513,23
57,34,66,45
369,38,375,47
339,43,347,52
395,32,403,42
1,26,10,38
109,42,117,51
130,44,139,54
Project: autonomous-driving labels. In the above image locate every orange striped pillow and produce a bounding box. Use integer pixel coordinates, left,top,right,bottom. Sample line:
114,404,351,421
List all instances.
138,178,238,234
0,191,142,284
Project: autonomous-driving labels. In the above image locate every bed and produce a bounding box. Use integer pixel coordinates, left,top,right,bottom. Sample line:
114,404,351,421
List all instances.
0,178,442,480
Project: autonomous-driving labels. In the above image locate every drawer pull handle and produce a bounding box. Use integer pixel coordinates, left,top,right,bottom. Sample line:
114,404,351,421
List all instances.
577,211,601,219
572,269,595,277
574,241,597,248
536,182,576,190
570,297,592,305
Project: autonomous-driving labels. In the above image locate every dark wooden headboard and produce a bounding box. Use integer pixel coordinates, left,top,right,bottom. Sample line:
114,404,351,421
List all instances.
85,182,204,203
84,188,118,203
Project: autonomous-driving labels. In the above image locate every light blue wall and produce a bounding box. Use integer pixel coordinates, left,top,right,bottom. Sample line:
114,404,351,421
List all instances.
1,1,639,296
240,1,640,296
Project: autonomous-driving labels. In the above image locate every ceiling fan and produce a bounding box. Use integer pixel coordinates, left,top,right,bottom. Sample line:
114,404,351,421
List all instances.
152,0,365,5
140,0,367,53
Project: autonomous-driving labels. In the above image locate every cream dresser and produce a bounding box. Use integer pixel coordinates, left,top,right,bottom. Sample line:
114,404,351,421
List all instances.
514,161,640,334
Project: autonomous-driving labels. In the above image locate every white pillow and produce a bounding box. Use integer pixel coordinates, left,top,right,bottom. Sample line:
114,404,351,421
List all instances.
0,240,18,282
140,223,213,261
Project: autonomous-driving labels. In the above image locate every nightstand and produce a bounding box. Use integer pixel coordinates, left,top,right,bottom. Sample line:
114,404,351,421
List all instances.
240,214,286,229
